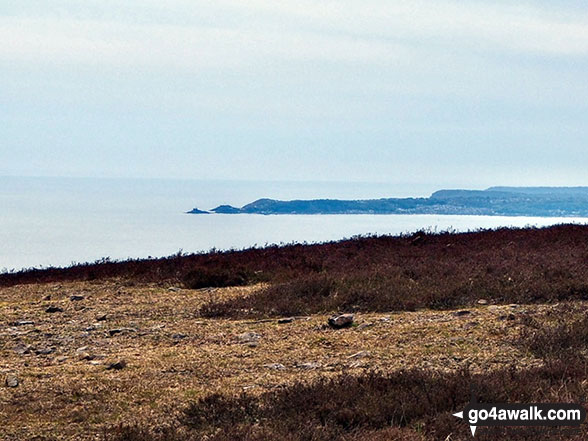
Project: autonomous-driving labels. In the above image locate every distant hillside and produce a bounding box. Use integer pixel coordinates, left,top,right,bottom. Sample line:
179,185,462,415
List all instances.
188,187,588,217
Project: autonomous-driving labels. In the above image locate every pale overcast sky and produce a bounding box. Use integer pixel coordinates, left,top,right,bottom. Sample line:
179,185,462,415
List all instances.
2,1,587,187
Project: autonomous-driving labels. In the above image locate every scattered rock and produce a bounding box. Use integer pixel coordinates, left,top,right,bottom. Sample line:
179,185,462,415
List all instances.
453,310,472,317
34,347,55,355
464,321,479,329
89,360,102,366
172,333,187,340
96,314,108,321
296,362,321,370
378,316,391,322
108,328,136,336
328,314,354,329
43,295,51,301
76,346,89,353
263,363,286,370
70,295,85,301
5,374,19,388
349,361,366,369
277,317,295,324
498,314,516,321
80,353,95,361
11,320,34,326
168,287,180,292
357,322,373,330
347,351,370,359
55,356,68,363
106,360,127,370
13,343,31,355
235,332,261,344
477,299,488,305
45,306,63,313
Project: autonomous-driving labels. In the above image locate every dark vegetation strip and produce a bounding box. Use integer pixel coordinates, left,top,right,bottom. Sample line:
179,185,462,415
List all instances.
106,361,588,441
201,224,588,317
4,225,588,315
0,224,586,289
105,311,588,441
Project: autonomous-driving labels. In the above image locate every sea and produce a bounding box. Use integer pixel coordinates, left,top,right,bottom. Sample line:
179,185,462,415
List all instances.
2,175,587,272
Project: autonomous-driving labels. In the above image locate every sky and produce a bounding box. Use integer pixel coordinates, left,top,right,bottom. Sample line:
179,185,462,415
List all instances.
2,1,588,188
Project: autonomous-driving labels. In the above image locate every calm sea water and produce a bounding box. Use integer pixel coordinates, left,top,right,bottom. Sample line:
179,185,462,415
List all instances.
2,176,587,271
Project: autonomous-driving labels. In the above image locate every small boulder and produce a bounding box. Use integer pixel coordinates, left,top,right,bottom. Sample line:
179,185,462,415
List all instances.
277,317,295,324
34,347,55,355
236,332,261,344
108,328,136,336
45,306,63,313
96,314,108,321
328,314,354,329
498,314,516,321
347,351,370,359
5,374,19,388
296,362,321,370
13,343,31,355
11,320,34,326
106,360,127,370
453,310,472,317
70,295,85,301
263,363,286,370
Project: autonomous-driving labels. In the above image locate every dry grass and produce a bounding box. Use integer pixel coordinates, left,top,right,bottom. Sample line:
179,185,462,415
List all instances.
3,226,588,440
1,278,585,440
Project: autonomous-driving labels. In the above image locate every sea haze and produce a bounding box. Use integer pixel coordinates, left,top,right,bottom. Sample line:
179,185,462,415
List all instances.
2,176,587,272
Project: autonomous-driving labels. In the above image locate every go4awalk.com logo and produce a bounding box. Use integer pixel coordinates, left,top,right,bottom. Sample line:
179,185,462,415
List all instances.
453,394,586,437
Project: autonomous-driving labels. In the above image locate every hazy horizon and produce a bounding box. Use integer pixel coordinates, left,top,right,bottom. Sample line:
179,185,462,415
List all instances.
2,1,588,186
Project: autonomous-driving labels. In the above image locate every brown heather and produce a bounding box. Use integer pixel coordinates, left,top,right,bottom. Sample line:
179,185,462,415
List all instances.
3,225,588,441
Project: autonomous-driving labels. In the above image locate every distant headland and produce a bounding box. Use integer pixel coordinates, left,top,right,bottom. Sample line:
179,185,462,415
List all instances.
187,186,588,217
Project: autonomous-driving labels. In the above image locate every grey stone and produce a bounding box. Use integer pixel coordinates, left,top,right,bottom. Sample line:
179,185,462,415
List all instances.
296,362,321,370
108,328,136,336
13,343,31,355
11,320,34,326
277,317,295,324
106,360,127,370
328,314,354,329
5,374,19,388
347,351,370,359
264,363,286,370
236,332,261,344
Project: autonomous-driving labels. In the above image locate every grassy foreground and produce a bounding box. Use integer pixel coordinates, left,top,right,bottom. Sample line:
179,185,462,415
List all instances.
2,225,588,440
